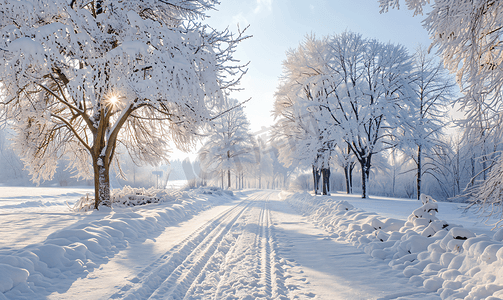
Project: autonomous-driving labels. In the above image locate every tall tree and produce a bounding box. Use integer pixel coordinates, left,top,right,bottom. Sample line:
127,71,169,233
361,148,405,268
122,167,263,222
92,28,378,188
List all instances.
321,32,414,198
0,0,247,208
273,32,413,198
379,0,503,107
272,35,334,195
334,143,356,194
252,134,274,189
402,47,454,200
198,98,255,189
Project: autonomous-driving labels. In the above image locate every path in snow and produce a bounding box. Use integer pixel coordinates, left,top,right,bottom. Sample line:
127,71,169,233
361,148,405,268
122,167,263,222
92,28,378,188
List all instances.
53,190,426,299
268,191,425,299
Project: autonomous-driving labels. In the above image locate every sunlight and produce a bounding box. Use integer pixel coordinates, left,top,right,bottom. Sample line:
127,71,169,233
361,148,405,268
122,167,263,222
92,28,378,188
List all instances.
109,95,119,105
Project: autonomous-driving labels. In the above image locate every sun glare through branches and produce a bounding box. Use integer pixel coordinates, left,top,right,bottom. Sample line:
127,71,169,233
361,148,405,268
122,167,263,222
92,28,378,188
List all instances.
108,95,119,106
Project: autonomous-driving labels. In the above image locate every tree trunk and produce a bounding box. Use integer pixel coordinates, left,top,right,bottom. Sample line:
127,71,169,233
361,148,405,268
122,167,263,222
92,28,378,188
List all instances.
93,156,111,209
470,155,475,187
361,163,367,198
482,148,487,181
360,159,371,199
312,165,321,195
417,144,422,200
227,169,231,189
344,165,349,194
344,164,353,194
322,167,330,195
349,164,353,193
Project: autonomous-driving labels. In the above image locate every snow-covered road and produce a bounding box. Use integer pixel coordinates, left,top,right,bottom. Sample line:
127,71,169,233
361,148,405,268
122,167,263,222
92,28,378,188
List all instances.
4,188,500,299
48,190,424,299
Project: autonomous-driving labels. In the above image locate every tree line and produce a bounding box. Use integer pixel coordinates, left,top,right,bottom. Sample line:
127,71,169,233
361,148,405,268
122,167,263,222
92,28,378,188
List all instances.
271,32,454,199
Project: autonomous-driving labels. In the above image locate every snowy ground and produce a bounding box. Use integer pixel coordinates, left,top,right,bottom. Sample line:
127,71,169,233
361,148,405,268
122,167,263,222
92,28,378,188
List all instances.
0,187,95,254
0,187,499,299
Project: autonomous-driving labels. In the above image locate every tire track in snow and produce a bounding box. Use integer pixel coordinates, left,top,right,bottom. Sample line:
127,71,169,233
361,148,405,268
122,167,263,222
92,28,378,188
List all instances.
260,195,289,299
147,203,246,300
214,191,288,299
113,190,290,299
259,199,273,297
111,199,250,299
210,191,280,299
189,190,290,299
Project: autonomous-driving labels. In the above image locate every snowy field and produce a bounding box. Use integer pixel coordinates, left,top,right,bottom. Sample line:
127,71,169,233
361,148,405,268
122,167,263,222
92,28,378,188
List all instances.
165,180,189,190
0,187,500,299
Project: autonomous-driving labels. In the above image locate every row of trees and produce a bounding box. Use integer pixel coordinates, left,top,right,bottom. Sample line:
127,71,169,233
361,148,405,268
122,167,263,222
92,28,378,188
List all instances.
378,0,503,220
195,100,499,201
198,99,294,190
2,0,502,215
271,31,454,199
195,22,500,202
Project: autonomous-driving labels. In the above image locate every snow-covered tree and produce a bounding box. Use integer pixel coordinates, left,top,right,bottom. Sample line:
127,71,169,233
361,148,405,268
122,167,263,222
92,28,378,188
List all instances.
273,32,413,198
0,128,29,184
198,98,255,189
271,105,328,194
400,47,454,200
429,135,466,199
268,140,296,190
321,32,413,198
379,0,503,108
386,149,409,197
272,35,334,195
252,134,273,189
0,0,247,208
334,143,356,194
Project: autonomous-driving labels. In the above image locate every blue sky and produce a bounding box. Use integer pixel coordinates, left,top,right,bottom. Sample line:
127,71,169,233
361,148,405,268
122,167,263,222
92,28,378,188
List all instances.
205,0,433,134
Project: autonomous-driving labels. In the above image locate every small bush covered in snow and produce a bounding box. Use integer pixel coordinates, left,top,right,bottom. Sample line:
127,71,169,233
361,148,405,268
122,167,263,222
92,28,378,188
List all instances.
72,186,234,211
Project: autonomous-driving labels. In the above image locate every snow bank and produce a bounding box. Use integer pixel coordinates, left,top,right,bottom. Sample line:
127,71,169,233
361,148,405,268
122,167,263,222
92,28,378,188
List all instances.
286,192,503,299
72,185,233,211
0,187,234,299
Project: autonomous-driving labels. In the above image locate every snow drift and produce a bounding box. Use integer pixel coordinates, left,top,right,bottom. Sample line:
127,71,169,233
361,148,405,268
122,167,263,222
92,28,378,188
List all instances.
285,192,503,299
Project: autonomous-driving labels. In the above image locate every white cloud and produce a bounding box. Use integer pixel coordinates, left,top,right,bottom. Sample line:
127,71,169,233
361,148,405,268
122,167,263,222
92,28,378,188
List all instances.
254,0,272,14
231,13,249,27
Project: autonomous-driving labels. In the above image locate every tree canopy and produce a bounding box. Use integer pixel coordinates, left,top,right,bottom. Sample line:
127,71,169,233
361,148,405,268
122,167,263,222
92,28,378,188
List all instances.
273,32,414,198
0,0,247,208
198,98,255,189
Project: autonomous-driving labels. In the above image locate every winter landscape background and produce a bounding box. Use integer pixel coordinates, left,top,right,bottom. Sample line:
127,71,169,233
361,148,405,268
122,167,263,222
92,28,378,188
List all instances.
2,0,503,299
